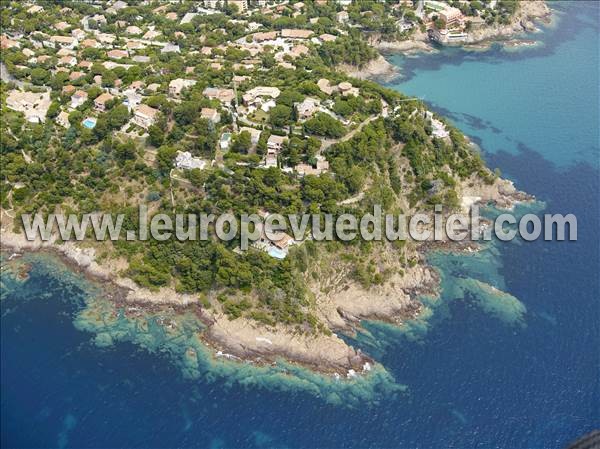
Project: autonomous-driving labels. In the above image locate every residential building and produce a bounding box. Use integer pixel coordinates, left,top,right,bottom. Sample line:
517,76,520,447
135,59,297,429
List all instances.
242,86,280,106
78,60,93,70
239,127,262,148
96,33,116,45
94,92,114,112
319,33,337,42
6,90,51,123
338,81,359,97
295,156,329,176
253,31,277,42
71,28,86,40
161,43,181,54
169,78,197,97
143,29,161,40
126,26,143,35
81,38,99,48
56,111,70,128
133,104,159,129
27,5,43,14
426,111,449,138
267,134,285,153
1,35,19,49
175,151,207,170
295,97,320,120
281,29,314,39
289,44,309,58
57,47,75,57
203,87,236,104
54,22,70,31
70,90,88,109
133,55,151,63
230,0,248,13
180,12,197,24
107,49,128,59
59,55,77,67
201,108,221,124
50,35,77,48
317,78,333,95
440,6,463,26
336,11,349,23
69,71,85,81
126,40,145,51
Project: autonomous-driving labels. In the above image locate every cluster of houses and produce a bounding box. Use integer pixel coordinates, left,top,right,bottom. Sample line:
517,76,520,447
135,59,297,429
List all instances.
1,0,462,264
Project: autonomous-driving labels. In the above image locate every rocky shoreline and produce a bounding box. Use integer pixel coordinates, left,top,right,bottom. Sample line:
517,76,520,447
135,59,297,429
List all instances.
0,174,532,379
337,55,399,81
0,231,375,377
371,0,552,57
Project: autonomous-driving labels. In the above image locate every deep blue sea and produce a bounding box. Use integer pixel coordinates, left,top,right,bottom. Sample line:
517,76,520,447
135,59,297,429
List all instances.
1,2,598,448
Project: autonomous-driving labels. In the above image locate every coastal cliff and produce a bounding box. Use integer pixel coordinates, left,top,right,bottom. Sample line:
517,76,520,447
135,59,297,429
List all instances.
337,55,399,81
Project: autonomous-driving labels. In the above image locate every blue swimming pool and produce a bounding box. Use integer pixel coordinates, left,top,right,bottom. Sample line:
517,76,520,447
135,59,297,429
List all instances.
267,246,286,259
82,118,96,129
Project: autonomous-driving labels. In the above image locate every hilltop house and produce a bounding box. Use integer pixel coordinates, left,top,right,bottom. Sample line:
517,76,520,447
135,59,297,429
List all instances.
317,78,334,95
295,155,329,176
175,151,207,170
201,108,221,124
295,97,320,120
133,104,159,129
70,90,88,109
242,86,280,112
107,49,128,59
94,92,114,112
338,81,359,97
265,135,285,168
56,111,70,128
59,55,77,67
281,29,313,39
203,87,235,104
50,35,77,49
169,78,196,97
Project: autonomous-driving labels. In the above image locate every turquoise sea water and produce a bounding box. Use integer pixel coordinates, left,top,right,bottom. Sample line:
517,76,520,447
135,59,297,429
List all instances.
1,2,599,448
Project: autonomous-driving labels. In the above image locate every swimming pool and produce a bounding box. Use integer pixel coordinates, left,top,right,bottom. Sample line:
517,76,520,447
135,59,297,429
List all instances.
82,118,97,129
267,246,287,259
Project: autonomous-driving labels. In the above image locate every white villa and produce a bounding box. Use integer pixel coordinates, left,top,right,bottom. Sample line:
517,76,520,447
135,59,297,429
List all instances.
175,151,207,170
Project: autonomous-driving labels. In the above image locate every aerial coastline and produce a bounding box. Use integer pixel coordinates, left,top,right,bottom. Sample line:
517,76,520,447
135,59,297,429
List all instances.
3,1,598,446
0,173,531,379
0,0,538,384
